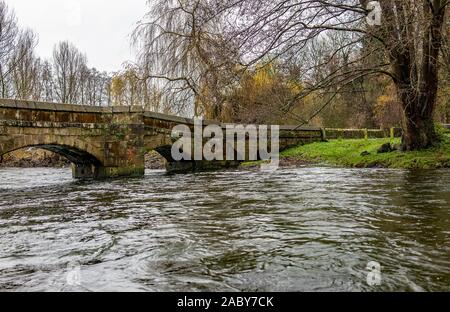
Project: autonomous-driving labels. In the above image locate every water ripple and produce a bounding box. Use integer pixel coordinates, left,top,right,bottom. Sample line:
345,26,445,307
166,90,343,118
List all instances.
0,167,449,291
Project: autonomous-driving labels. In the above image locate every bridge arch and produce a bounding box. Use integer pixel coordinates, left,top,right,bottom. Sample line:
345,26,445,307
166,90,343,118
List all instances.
0,135,104,178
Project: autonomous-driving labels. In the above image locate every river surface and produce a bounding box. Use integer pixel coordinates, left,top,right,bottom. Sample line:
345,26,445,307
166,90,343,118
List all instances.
0,167,448,292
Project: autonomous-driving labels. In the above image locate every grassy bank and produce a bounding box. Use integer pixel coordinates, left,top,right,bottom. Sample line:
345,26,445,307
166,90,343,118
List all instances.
280,136,450,169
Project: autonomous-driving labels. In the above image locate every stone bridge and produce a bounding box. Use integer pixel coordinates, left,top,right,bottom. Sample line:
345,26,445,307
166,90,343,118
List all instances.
0,99,324,179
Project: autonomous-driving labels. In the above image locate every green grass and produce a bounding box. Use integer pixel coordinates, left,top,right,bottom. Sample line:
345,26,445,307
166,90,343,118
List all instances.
281,137,450,169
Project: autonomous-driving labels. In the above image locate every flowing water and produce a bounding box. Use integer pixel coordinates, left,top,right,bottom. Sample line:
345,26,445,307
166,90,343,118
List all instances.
0,167,449,292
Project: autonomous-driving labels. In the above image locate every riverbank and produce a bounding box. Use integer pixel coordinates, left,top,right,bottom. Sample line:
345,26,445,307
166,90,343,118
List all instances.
278,136,450,169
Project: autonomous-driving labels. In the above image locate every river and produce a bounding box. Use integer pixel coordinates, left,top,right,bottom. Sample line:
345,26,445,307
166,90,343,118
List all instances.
0,167,449,292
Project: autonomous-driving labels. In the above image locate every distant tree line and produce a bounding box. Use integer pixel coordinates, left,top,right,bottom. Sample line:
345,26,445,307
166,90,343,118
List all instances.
0,1,170,112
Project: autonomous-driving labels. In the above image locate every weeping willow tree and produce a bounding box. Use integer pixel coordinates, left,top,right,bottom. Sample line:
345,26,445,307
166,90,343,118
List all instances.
132,0,239,118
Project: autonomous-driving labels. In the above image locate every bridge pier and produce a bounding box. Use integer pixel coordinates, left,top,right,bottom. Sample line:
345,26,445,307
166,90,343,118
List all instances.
72,163,97,179
72,164,145,179
96,166,145,179
166,160,241,173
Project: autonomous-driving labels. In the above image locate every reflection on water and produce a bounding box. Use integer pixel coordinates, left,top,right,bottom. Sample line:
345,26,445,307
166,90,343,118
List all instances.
0,167,449,291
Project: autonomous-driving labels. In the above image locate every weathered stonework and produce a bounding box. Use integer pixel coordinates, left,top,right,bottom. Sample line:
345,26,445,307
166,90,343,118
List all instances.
0,99,324,178
324,128,402,140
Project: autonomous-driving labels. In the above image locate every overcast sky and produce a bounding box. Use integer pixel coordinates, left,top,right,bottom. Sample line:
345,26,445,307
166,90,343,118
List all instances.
7,0,148,72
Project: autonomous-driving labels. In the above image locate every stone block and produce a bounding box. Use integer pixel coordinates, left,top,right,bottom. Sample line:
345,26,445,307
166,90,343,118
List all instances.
16,101,34,110
34,102,57,111
0,99,17,108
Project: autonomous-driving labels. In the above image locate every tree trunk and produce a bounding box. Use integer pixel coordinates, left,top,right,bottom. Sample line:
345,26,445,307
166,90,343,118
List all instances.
397,85,440,151
380,0,447,151
402,109,438,151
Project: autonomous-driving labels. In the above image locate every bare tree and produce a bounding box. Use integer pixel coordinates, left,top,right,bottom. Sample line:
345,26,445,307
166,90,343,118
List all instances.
74,65,112,106
37,60,55,102
10,29,39,100
85,68,107,106
0,0,18,98
1,1,114,106
52,41,87,104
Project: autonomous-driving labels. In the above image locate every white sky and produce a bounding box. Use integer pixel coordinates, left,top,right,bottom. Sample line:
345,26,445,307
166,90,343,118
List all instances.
6,0,149,72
